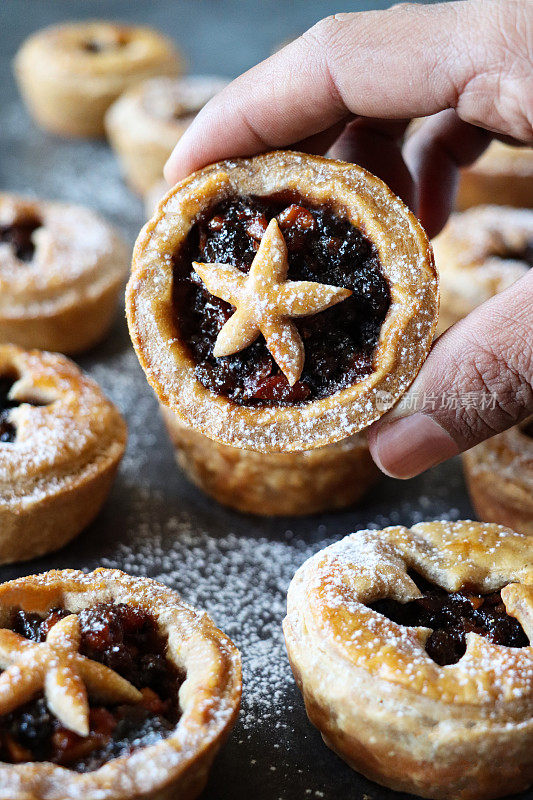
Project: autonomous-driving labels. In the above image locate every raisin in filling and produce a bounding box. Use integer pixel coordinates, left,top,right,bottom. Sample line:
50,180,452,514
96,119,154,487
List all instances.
503,240,533,269
0,603,184,772
521,420,533,439
370,572,529,666
82,38,126,54
0,376,19,444
172,195,391,406
0,374,50,444
0,217,41,262
491,238,533,269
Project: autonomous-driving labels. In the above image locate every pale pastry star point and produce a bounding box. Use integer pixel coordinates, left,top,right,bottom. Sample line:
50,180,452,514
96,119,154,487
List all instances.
0,613,142,737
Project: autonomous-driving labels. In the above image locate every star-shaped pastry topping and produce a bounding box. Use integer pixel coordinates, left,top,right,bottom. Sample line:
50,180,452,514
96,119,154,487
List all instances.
0,614,142,736
193,218,352,386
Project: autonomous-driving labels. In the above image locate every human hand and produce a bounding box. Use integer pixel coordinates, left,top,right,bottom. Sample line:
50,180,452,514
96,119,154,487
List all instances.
165,0,533,478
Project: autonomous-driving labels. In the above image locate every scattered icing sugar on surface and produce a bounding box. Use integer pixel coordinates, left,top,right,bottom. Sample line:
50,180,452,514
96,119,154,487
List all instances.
0,330,472,797
0,101,475,796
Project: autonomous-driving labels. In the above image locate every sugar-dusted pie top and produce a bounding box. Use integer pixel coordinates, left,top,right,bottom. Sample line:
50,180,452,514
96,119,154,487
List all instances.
0,568,241,799
106,75,228,139
433,205,533,274
14,22,182,85
286,521,533,707
0,194,129,319
0,345,127,505
127,150,438,452
0,602,185,772
141,75,227,121
433,205,532,329
464,418,533,494
464,141,533,178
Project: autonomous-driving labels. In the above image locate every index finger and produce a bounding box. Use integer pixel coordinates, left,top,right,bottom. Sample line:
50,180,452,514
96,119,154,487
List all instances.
164,0,532,184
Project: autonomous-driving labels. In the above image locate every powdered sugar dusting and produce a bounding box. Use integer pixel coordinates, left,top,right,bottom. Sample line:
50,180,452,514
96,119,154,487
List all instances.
0,99,476,795
287,523,533,714
74,332,472,743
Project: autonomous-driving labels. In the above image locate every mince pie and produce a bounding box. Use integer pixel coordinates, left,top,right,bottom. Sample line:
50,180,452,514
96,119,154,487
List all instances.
433,205,533,333
0,568,241,799
106,75,227,194
284,520,533,800
14,22,183,138
457,142,533,211
127,150,438,452
161,406,379,516
0,345,126,563
0,193,129,354
463,419,533,536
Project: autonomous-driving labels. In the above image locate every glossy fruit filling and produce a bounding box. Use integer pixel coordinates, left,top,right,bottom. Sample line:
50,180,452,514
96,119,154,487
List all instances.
0,217,41,262
172,195,391,406
370,572,528,666
0,603,184,772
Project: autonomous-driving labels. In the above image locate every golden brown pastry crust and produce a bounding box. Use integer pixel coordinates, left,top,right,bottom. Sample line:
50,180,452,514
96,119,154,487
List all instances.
0,568,241,800
0,193,129,354
127,150,438,453
105,75,227,194
284,521,533,800
457,142,533,210
161,406,380,516
433,205,533,333
14,21,183,138
463,421,533,536
0,345,127,563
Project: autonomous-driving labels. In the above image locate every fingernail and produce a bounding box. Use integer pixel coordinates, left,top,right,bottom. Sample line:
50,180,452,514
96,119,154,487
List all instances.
369,413,459,479
163,158,175,185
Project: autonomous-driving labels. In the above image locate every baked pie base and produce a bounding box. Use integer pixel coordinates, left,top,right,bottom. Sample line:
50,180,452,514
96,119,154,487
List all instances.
127,150,438,452
161,406,380,516
14,21,183,138
457,142,533,210
0,345,126,563
0,568,241,800
433,205,533,333
463,421,533,536
284,520,533,800
0,193,129,354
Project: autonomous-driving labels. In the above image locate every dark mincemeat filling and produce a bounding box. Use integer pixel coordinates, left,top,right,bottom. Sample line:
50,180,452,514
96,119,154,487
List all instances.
172,195,391,406
0,376,19,444
0,374,49,444
0,603,184,772
171,106,197,121
370,571,529,666
0,217,41,262
82,38,127,54
83,41,105,53
505,240,533,269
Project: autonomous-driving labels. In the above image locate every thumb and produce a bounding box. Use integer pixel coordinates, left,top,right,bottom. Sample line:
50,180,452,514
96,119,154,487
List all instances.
368,271,533,479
